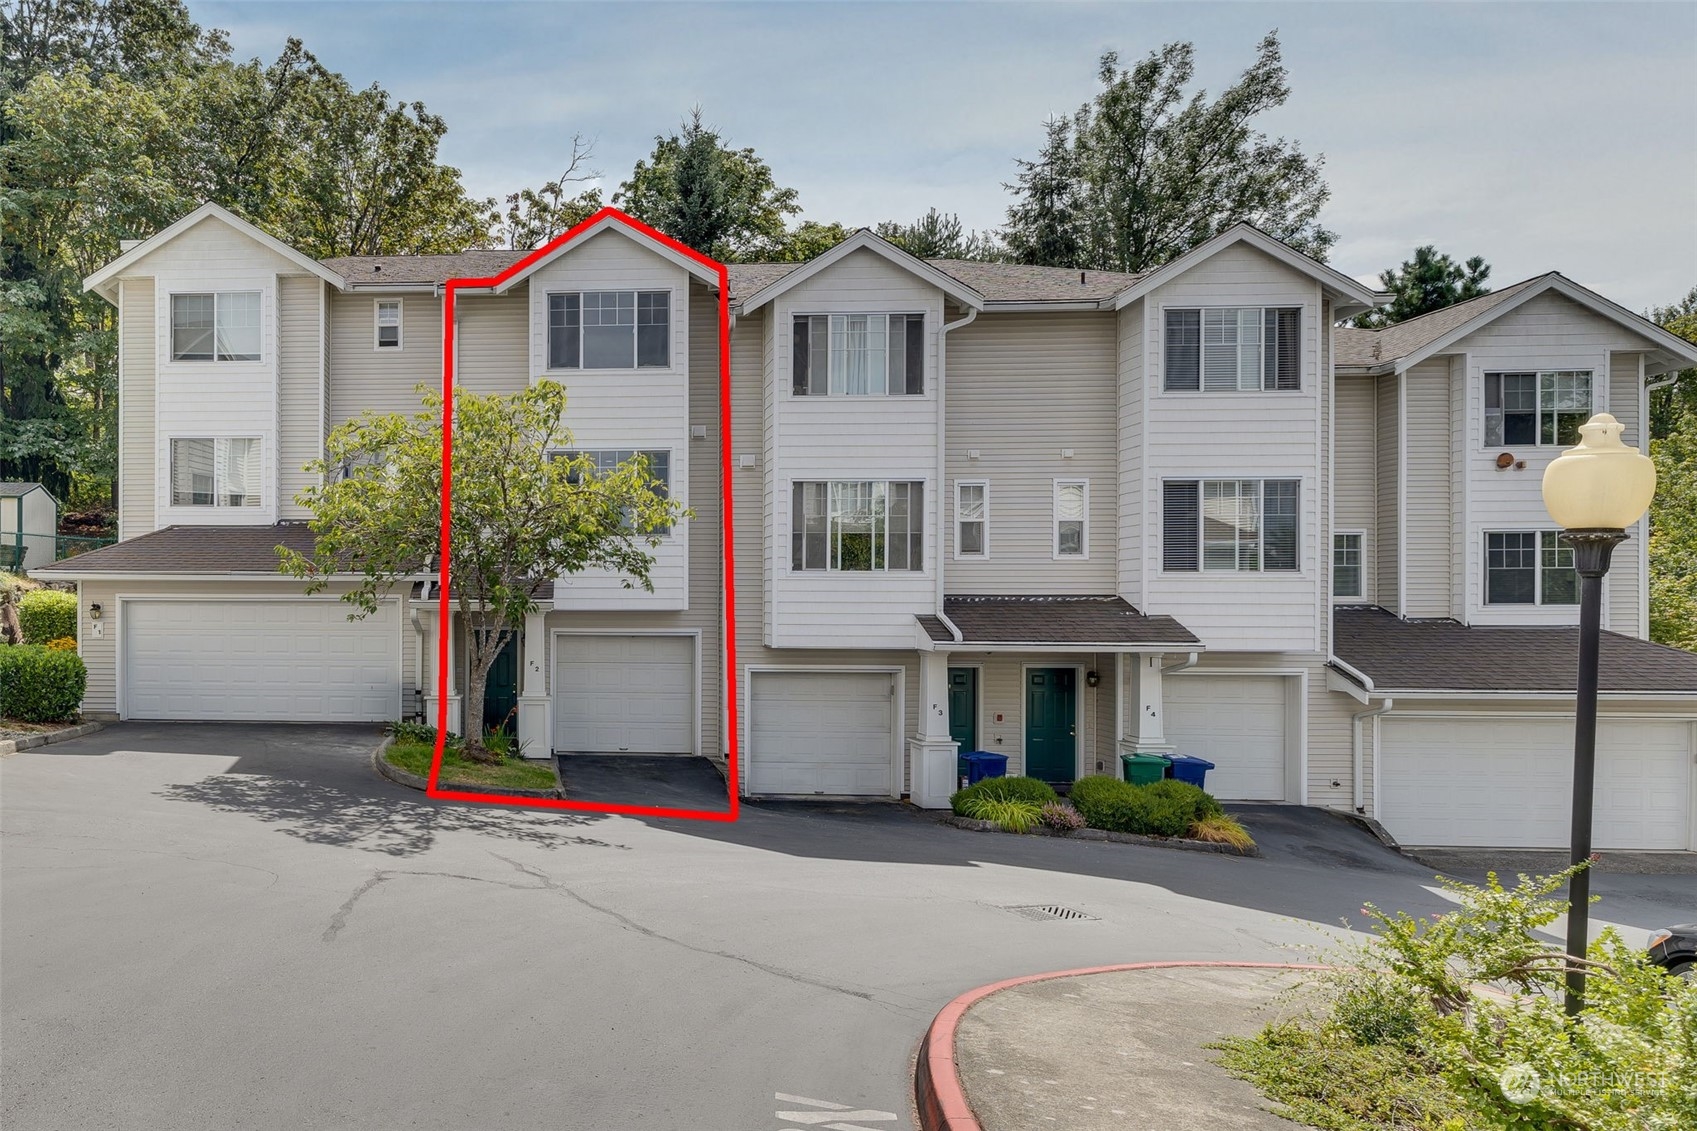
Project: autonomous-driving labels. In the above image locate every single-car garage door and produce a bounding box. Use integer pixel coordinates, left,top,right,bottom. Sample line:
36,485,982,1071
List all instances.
554,634,695,754
748,671,897,796
1164,673,1292,801
123,599,400,721
1379,717,1694,849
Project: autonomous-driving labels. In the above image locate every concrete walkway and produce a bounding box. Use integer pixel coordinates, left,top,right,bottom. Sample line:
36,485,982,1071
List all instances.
919,963,1320,1131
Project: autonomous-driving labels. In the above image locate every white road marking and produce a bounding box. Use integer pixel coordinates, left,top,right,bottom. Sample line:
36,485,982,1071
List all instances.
774,1092,897,1126
775,1093,852,1110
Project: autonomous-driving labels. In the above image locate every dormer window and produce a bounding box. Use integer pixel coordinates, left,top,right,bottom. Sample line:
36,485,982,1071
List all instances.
374,300,402,349
792,314,924,395
547,290,670,369
1163,307,1300,392
170,292,260,362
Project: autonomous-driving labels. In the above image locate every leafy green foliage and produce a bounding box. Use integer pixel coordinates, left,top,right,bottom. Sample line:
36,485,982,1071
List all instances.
0,643,86,722
763,220,853,263
1648,289,1697,651
614,107,801,261
874,208,1004,261
282,382,684,761
16,588,76,644
488,135,602,250
1141,776,1224,819
1352,246,1492,329
957,796,1043,833
1648,288,1697,442
1068,774,1229,838
1189,813,1256,851
949,775,1058,814
1002,33,1334,272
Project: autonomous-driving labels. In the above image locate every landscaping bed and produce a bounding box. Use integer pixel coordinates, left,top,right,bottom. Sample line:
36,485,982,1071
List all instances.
945,773,1257,854
382,739,561,795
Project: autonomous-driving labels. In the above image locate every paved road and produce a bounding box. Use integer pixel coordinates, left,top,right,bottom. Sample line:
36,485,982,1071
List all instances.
3,724,1688,1130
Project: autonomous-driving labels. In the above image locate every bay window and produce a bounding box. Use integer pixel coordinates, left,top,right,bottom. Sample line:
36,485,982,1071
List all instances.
792,481,924,571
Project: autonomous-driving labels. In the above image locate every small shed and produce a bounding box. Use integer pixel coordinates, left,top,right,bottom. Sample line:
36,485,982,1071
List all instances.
0,483,59,572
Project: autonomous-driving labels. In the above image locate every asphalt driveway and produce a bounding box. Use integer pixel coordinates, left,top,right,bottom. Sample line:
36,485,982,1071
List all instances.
4,723,1689,1131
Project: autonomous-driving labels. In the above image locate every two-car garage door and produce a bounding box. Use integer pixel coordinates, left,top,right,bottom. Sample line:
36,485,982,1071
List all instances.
123,599,400,721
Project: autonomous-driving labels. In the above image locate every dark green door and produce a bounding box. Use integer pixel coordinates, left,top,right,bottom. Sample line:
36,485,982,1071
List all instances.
1025,668,1076,786
948,667,978,752
482,634,520,735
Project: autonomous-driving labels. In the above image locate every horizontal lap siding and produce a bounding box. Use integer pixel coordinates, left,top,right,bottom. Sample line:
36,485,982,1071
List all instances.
945,313,1118,593
277,277,322,519
1334,376,1376,603
119,278,156,539
1403,359,1452,617
329,292,444,425
1607,351,1645,637
456,287,528,395
1118,305,1144,603
1376,376,1400,613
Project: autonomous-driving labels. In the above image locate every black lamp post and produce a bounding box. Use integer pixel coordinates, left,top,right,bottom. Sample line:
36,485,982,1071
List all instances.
1541,413,1656,1016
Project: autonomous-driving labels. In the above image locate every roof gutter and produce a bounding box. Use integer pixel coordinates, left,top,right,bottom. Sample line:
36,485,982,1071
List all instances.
1330,655,1376,693
1161,651,1200,674
935,305,977,640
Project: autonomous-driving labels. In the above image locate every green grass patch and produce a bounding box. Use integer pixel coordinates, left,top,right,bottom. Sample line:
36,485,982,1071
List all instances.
384,740,558,792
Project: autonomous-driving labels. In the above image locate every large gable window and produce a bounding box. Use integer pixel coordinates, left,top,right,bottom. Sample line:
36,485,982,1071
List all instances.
1163,478,1299,572
1164,307,1300,392
171,292,261,362
792,314,924,396
1484,371,1591,446
548,291,669,370
1485,531,1578,605
792,481,923,571
170,437,260,507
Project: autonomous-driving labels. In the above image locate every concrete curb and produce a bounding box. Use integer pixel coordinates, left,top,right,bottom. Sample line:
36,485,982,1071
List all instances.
0,720,105,758
913,960,1331,1131
372,738,564,799
938,814,1259,857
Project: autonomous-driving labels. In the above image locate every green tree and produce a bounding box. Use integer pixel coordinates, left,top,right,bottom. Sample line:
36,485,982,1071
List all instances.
762,219,852,263
280,382,684,761
874,207,1005,261
1003,33,1334,273
1352,245,1492,329
614,107,800,261
490,136,602,250
1647,289,1697,651
1648,288,1697,441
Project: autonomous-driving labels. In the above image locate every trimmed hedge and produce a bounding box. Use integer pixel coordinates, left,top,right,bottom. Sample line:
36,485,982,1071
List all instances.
950,774,1058,815
1069,774,1223,838
18,589,77,645
0,644,87,723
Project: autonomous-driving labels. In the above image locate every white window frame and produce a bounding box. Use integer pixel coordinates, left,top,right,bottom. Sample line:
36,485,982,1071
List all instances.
374,298,402,350
1483,530,1580,606
791,480,925,573
1482,370,1594,448
1161,305,1302,393
1332,531,1365,600
545,289,672,371
169,290,263,363
168,436,263,508
1161,477,1301,574
789,312,927,397
1052,478,1089,560
954,479,988,559
552,448,674,536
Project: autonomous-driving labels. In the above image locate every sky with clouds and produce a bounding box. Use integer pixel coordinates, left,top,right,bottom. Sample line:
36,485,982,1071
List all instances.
190,1,1696,311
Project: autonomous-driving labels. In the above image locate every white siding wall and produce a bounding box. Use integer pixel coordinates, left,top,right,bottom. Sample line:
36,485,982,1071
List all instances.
1607,351,1646,638
1403,359,1452,617
526,231,691,610
1117,304,1145,605
944,312,1118,593
1375,375,1400,613
1333,375,1376,604
118,278,156,539
277,276,323,519
766,249,943,648
1140,243,1325,651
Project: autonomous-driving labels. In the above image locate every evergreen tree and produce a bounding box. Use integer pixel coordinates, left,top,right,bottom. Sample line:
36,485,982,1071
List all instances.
1353,245,1492,329
874,208,1004,261
1003,117,1083,268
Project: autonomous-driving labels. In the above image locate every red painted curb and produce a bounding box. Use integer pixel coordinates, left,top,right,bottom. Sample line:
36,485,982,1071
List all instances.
913,960,1331,1131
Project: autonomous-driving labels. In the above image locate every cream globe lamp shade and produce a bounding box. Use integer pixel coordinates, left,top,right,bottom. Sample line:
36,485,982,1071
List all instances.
1541,413,1656,530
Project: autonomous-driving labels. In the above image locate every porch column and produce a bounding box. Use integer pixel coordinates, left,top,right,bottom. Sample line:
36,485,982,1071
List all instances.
907,648,959,809
421,608,441,728
1120,652,1174,757
442,611,463,737
516,611,552,760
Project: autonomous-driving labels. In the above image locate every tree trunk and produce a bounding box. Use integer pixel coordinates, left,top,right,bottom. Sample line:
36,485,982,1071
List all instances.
458,615,509,764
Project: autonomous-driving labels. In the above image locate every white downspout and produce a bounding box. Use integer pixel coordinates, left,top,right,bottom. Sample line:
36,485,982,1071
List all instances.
935,307,977,636
1352,697,1394,814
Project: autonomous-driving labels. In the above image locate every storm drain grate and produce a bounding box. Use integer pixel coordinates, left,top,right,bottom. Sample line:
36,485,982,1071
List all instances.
1002,904,1098,922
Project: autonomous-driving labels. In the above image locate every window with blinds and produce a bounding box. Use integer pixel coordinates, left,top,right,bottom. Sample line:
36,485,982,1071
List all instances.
1164,307,1300,391
1162,478,1300,572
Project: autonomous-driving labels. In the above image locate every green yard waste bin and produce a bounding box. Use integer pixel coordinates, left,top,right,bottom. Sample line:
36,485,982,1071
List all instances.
1120,752,1171,786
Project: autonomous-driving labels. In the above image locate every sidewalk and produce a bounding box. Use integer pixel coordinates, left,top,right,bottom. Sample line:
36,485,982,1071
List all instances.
916,962,1323,1131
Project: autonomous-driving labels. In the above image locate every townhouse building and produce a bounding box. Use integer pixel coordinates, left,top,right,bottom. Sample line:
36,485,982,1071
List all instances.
40,203,1697,850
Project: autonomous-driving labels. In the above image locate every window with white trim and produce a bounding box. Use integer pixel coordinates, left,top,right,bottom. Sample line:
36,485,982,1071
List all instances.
1053,479,1088,558
555,448,672,532
792,481,924,571
547,290,669,369
792,314,925,395
1484,371,1592,446
1163,307,1300,391
170,438,261,507
955,481,987,558
1485,531,1578,605
375,299,402,349
170,292,261,361
1333,532,1364,598
1162,478,1299,572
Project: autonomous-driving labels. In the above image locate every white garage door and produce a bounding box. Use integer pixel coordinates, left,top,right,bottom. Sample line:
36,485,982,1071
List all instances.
553,634,695,754
1164,674,1291,801
748,671,897,796
1380,717,1694,850
123,599,400,722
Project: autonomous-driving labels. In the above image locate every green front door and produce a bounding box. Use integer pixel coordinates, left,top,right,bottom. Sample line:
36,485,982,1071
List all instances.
482,634,520,735
1025,668,1076,786
948,667,978,752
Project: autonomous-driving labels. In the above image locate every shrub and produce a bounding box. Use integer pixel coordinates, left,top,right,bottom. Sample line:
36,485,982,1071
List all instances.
958,797,1043,833
1143,777,1224,820
1038,801,1085,831
43,636,77,652
0,644,87,723
17,589,76,645
1068,775,1192,837
0,570,39,593
950,774,1057,815
1189,814,1255,852
385,720,463,753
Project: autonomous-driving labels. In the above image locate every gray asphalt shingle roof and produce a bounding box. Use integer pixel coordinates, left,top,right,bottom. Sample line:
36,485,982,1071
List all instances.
33,524,323,574
918,595,1198,647
1334,276,1550,368
1333,606,1697,694
0,482,48,498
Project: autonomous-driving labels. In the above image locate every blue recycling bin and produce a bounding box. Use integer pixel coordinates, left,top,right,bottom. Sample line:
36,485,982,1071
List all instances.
1165,753,1215,789
957,751,1009,788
